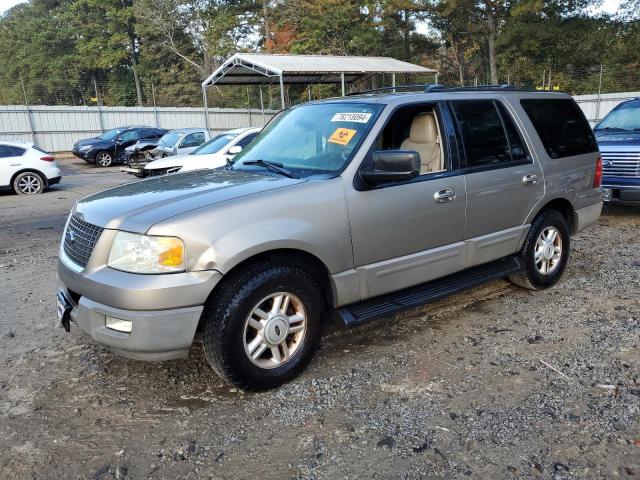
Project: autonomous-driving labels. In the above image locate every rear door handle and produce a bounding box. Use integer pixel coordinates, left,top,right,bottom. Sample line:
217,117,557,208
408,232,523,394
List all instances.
522,174,538,186
433,187,456,203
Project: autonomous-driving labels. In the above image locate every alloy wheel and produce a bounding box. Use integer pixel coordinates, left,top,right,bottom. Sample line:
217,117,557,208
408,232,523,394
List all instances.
17,174,42,194
96,152,113,167
243,292,307,369
534,226,562,275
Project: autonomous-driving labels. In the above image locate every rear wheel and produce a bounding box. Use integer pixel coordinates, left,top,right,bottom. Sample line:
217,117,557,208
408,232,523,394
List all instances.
508,210,570,290
202,262,324,390
95,151,113,167
13,171,45,195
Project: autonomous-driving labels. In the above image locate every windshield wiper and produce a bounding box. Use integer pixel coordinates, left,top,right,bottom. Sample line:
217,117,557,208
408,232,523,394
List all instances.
242,159,298,179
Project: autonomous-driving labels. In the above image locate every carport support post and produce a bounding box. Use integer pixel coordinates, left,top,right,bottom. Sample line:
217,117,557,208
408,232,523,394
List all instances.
279,74,285,110
259,85,265,123
202,86,211,134
341,72,346,96
392,73,396,92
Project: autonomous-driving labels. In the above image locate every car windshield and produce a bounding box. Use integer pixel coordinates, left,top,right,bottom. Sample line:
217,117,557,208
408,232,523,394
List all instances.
192,133,238,155
98,128,125,141
595,103,640,131
232,102,382,174
158,131,182,148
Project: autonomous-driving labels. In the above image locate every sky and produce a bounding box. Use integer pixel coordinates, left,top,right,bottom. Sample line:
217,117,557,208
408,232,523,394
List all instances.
0,0,625,16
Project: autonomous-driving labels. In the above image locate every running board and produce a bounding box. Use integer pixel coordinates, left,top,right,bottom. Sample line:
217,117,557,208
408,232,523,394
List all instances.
336,256,524,327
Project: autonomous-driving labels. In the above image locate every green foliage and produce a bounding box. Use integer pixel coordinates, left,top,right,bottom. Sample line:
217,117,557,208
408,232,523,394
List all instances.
0,0,637,107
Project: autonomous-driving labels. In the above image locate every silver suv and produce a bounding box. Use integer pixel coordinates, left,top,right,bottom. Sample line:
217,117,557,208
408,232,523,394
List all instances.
57,87,603,389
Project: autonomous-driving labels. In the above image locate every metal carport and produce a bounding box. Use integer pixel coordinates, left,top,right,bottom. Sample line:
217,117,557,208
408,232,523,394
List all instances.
201,53,438,111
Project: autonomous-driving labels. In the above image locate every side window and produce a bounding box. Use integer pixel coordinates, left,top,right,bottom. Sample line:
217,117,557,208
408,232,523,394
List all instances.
0,145,25,158
450,100,511,168
140,129,157,139
119,130,138,142
235,132,258,149
370,103,446,176
181,132,206,148
495,102,528,162
520,99,597,158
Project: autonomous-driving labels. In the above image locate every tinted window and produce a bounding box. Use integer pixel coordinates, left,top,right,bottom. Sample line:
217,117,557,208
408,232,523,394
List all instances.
181,132,206,148
0,145,25,158
451,100,511,168
236,132,258,148
119,130,139,142
521,99,597,158
140,129,160,139
496,102,528,162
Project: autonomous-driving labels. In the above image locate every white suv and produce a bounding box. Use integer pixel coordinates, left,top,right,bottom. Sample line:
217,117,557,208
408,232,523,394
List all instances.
0,141,62,195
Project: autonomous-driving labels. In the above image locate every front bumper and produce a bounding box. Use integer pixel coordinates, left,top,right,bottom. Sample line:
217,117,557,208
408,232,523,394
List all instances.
58,255,223,360
61,287,203,360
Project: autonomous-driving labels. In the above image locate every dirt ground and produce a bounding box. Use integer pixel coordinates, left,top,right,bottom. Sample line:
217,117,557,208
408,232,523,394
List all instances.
0,158,639,480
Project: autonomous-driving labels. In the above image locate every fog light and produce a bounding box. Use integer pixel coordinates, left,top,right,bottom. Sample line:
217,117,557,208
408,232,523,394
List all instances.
105,316,132,333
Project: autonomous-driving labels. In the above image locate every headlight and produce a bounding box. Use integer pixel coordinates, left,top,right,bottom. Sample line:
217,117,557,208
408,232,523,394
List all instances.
78,145,92,152
107,231,185,273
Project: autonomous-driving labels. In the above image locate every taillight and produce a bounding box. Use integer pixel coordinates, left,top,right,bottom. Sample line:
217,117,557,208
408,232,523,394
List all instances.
40,156,55,162
593,156,602,188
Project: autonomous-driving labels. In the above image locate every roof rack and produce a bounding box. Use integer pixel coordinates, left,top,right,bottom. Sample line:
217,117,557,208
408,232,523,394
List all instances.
347,84,520,96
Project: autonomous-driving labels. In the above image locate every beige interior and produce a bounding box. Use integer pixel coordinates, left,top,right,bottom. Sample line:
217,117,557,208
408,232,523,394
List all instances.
401,112,443,174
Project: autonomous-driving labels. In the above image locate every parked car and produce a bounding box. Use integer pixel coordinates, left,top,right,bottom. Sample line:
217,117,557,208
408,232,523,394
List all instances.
72,127,167,167
57,87,602,390
593,97,640,203
141,127,260,177
0,140,61,195
121,128,211,175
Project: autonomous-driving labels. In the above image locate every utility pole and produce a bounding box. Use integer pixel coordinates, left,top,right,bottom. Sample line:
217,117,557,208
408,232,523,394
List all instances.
20,78,36,144
93,77,105,134
151,84,159,127
596,64,604,123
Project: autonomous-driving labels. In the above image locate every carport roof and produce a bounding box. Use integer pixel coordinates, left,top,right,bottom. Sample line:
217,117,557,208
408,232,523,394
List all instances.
202,53,437,87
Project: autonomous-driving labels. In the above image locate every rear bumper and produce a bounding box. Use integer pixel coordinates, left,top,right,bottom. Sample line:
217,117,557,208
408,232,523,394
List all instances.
574,202,603,233
48,175,62,186
63,289,202,360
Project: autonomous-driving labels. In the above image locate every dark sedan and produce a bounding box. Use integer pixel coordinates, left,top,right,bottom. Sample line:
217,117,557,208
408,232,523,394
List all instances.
72,127,168,167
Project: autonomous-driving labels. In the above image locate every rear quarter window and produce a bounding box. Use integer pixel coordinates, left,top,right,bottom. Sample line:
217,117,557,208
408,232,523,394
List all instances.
520,99,598,158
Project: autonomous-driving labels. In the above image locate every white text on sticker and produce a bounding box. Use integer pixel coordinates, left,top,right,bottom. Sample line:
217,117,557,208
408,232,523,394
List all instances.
331,112,372,123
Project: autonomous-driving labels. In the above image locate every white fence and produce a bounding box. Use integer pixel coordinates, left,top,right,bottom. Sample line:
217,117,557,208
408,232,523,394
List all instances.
574,91,639,126
0,105,276,152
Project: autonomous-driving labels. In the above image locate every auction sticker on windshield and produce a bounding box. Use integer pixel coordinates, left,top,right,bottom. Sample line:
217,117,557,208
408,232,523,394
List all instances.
328,128,357,146
331,112,372,123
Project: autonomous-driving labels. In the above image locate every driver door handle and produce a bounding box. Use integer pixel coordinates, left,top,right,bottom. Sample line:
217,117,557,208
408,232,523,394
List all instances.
522,174,538,186
434,187,456,203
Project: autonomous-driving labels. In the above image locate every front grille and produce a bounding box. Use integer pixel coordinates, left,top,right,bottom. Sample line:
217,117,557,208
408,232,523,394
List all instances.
63,215,104,268
601,151,640,178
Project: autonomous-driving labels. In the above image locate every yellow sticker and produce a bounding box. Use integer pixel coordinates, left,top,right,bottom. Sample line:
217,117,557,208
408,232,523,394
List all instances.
328,128,357,146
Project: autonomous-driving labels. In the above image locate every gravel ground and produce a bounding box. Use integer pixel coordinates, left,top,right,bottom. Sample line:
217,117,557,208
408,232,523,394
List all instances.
0,159,639,480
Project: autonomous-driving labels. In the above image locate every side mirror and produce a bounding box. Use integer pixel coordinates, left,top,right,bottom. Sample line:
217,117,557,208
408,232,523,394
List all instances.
228,145,242,155
360,150,420,186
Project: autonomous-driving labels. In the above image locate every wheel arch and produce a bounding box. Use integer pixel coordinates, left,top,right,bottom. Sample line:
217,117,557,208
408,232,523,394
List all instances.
10,169,48,189
197,248,335,334
529,198,576,234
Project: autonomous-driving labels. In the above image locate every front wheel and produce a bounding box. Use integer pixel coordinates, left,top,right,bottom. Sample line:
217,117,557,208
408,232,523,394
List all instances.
508,210,570,290
202,262,324,390
95,151,113,167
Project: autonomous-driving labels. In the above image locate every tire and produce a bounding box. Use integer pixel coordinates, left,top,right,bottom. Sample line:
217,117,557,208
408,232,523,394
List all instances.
202,262,324,390
508,210,570,290
95,151,113,167
13,171,45,195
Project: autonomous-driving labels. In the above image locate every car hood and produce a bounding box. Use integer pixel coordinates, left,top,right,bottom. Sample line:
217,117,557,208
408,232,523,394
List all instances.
75,169,306,233
145,154,194,170
74,137,107,148
180,154,227,172
596,131,640,148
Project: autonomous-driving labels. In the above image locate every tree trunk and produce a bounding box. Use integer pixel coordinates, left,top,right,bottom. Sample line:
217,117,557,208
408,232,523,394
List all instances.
263,0,271,49
486,13,498,84
130,38,143,106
